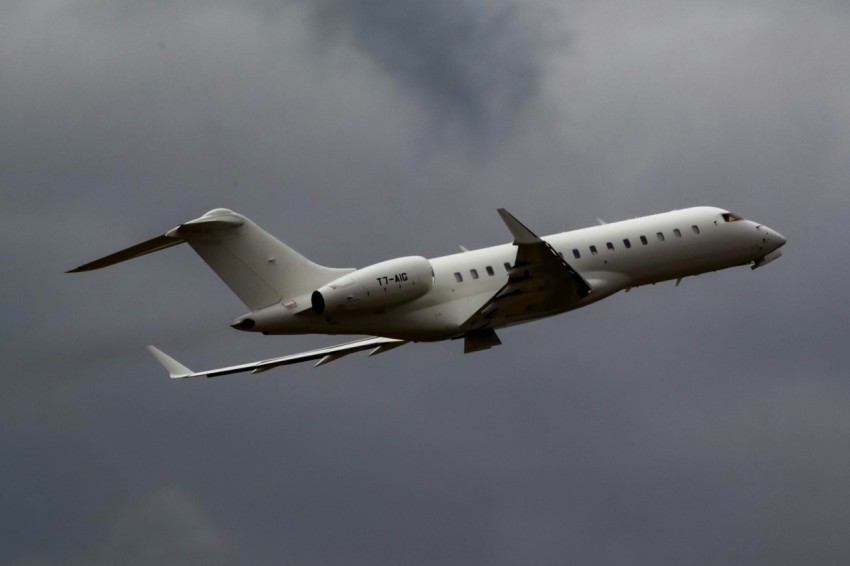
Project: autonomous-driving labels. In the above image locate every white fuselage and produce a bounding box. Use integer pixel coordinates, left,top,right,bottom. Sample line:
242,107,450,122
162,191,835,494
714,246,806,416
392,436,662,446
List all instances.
239,207,785,341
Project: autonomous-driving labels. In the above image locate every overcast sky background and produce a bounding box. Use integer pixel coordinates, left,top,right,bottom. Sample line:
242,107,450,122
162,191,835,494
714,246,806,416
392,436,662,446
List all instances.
2,0,850,564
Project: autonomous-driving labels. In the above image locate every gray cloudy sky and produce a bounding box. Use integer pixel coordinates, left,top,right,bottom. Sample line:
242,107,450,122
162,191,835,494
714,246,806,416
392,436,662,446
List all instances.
3,0,850,564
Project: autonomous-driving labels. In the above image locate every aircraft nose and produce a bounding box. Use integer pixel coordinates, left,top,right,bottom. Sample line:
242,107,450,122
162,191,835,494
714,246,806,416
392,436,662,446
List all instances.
757,225,786,251
769,228,787,249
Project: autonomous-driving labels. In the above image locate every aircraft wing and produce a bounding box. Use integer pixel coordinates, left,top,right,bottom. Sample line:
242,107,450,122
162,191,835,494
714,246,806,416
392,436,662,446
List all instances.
148,336,408,379
461,208,592,332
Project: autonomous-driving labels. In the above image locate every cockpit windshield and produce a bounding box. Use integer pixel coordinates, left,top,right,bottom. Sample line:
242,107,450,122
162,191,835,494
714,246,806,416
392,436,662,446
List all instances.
721,212,744,222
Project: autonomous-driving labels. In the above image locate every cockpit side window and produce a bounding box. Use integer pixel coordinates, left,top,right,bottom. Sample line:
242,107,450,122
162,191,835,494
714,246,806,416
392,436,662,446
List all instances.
722,212,744,222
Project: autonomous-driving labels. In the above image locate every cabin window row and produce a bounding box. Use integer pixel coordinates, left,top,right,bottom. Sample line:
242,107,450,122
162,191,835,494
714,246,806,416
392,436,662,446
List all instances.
452,223,703,281
454,262,511,283
570,225,701,259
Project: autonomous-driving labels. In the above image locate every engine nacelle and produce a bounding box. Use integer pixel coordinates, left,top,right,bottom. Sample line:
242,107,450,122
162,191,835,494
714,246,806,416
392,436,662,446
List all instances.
312,256,433,314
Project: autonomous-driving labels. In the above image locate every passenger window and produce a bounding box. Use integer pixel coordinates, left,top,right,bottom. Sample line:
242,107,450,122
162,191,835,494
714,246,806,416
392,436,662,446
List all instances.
504,262,511,272
454,272,463,283
470,269,479,280
606,242,614,251
623,239,631,249
572,249,581,259
590,245,598,256
640,235,648,245
673,228,682,238
656,232,665,242
692,225,700,235
486,266,494,276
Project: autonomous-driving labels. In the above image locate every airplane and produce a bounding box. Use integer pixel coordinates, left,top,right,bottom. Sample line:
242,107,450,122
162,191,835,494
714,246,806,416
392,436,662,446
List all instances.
68,206,786,379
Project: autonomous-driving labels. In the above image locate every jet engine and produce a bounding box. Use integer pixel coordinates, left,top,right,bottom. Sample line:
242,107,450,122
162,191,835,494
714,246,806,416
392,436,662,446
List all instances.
311,256,433,314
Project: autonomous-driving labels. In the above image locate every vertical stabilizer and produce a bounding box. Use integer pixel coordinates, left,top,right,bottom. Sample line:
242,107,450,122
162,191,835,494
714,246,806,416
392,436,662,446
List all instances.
68,208,354,311
170,209,354,310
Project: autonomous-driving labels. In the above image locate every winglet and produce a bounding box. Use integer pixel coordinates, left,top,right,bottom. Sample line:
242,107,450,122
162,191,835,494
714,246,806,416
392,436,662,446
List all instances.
147,345,195,379
497,208,541,245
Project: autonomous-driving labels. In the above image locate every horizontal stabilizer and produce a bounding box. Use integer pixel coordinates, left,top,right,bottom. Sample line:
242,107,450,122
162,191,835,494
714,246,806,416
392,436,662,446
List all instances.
67,234,184,273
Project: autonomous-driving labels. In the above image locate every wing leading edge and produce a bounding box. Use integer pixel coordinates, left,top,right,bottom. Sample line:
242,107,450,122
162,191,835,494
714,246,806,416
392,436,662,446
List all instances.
461,208,592,333
148,336,408,379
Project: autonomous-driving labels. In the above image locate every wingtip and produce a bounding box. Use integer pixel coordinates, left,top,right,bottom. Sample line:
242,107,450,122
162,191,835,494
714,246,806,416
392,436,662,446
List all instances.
147,345,194,379
497,208,540,244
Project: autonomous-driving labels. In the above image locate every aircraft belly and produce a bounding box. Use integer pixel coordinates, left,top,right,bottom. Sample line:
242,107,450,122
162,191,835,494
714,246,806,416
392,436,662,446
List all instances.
262,303,460,341
619,242,753,286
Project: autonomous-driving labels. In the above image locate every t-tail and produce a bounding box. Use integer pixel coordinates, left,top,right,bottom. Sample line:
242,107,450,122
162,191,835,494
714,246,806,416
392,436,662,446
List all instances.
67,208,354,310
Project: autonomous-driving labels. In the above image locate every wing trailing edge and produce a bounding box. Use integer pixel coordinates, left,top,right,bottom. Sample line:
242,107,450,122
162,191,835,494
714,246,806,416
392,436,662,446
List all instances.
148,336,409,379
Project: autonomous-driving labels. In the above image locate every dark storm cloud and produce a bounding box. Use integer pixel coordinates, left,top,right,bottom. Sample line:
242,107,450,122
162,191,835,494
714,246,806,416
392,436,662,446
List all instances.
3,0,850,564
303,0,557,137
